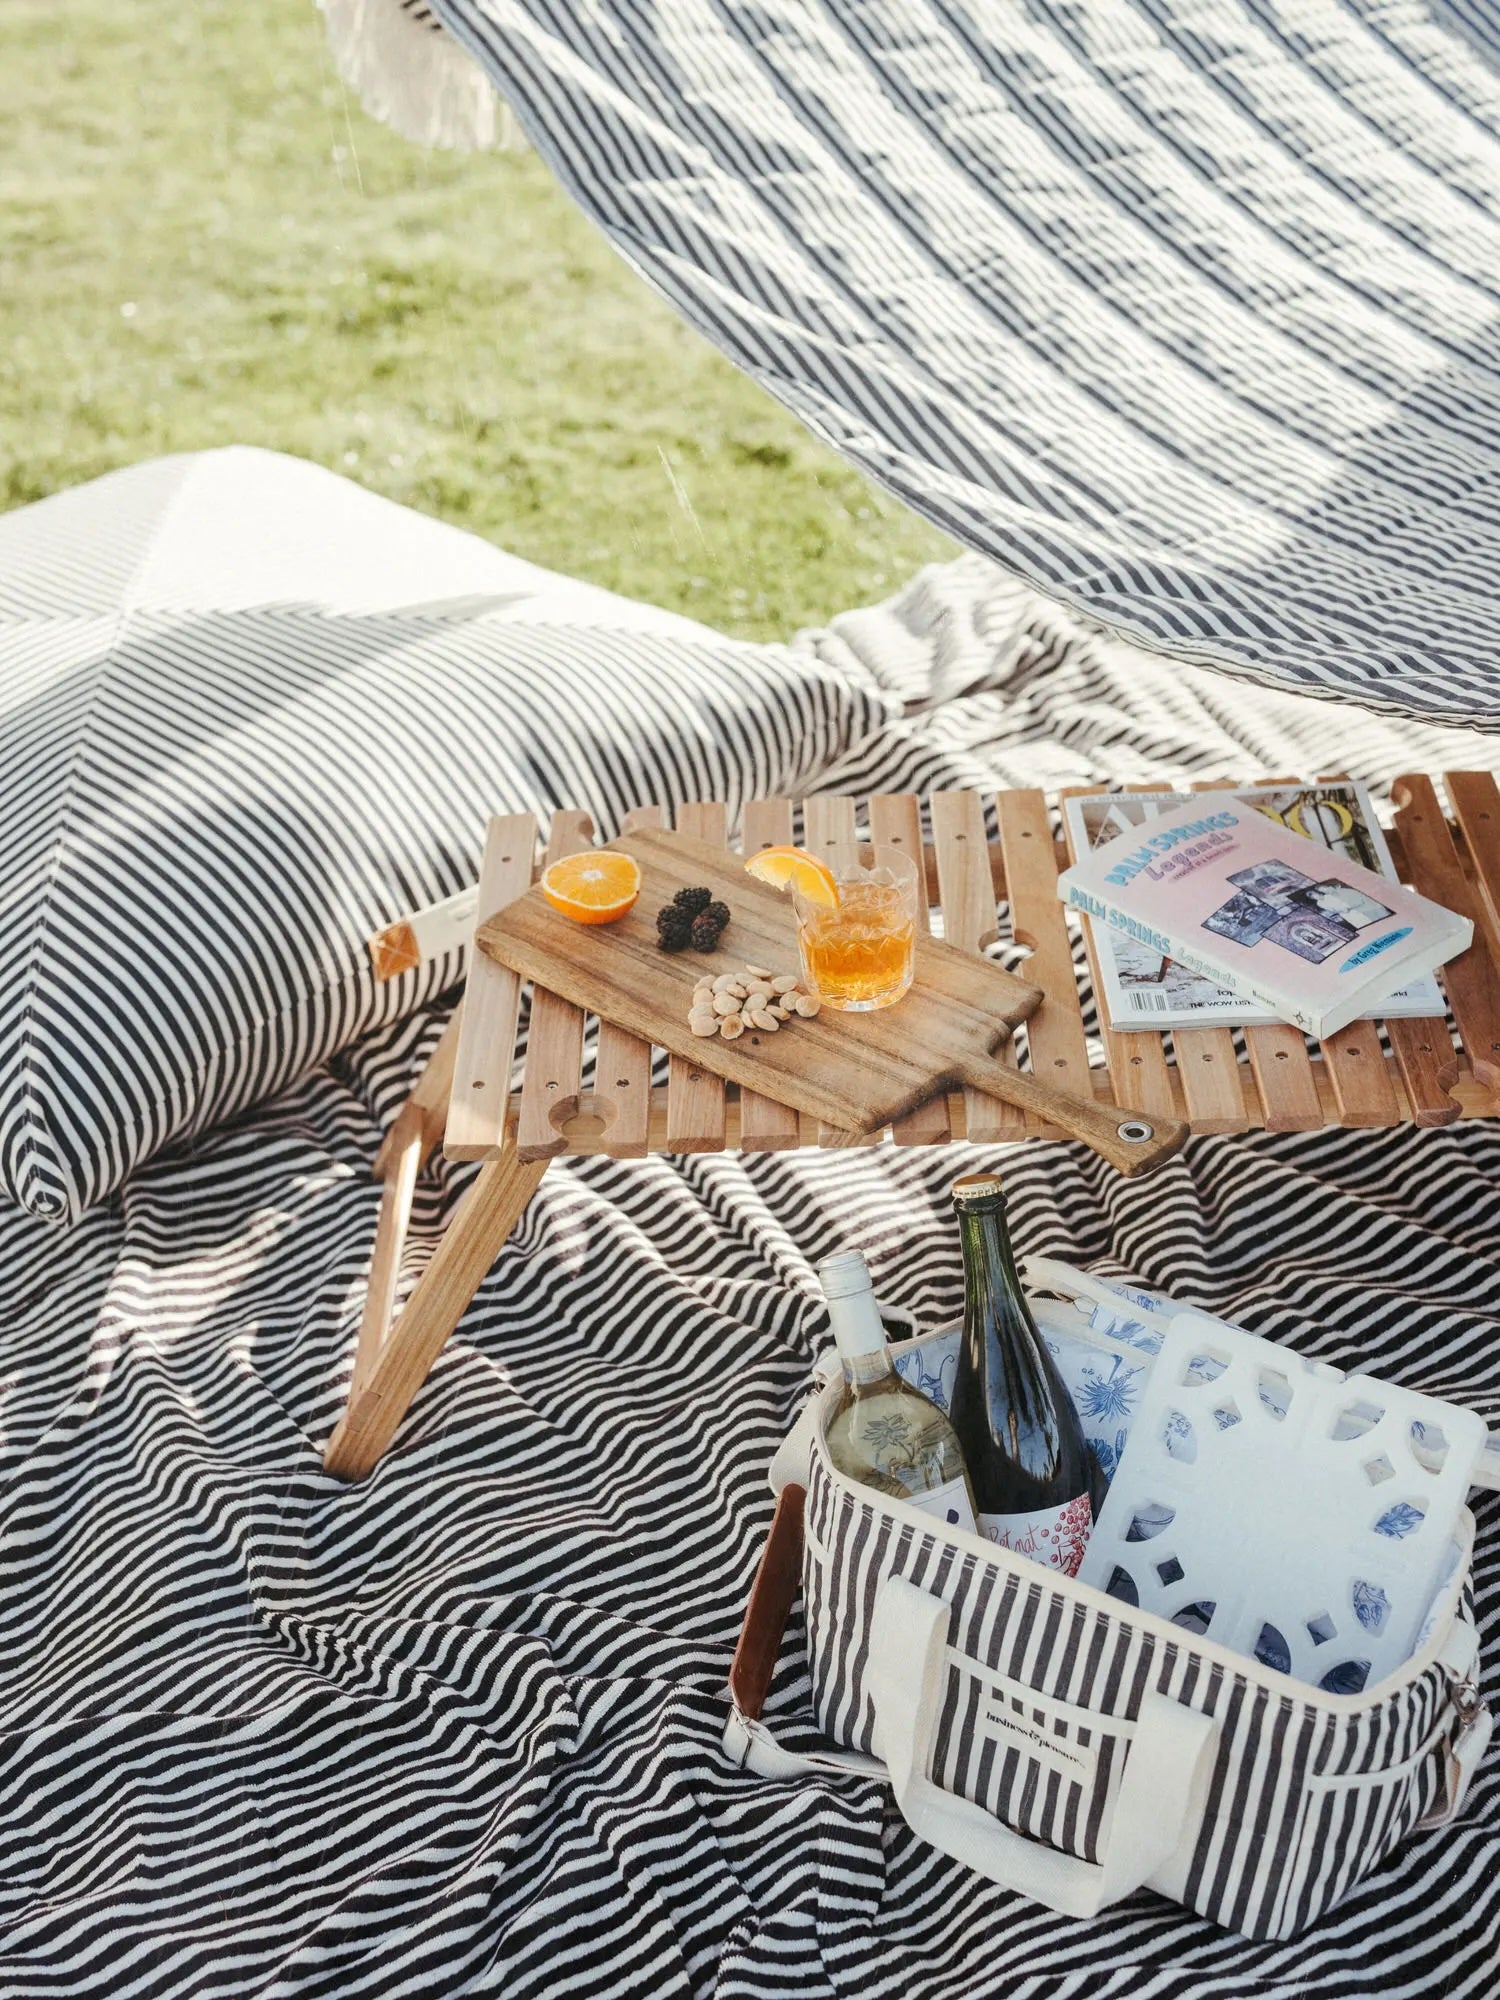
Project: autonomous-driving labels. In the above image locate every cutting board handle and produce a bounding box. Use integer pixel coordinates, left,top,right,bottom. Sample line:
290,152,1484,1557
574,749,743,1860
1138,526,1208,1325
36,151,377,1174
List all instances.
955,1055,1188,1177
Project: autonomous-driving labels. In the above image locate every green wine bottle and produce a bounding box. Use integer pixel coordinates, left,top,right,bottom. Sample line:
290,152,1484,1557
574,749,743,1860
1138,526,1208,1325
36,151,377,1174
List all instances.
819,1251,978,1533
947,1174,1095,1575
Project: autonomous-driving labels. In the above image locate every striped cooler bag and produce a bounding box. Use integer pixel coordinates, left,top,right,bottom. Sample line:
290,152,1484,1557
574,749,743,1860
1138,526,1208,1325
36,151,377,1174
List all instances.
724,1268,1493,1939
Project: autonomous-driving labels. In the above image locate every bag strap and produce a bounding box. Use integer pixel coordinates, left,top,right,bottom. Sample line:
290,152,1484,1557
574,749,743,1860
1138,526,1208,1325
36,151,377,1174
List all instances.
721,1708,885,1782
727,1485,805,1722
867,1575,1219,1917
721,1478,888,1784
1419,1614,1494,1830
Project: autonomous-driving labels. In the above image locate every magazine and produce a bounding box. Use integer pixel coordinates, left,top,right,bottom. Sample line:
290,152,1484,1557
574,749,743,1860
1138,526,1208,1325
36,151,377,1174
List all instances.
1059,784,1462,1038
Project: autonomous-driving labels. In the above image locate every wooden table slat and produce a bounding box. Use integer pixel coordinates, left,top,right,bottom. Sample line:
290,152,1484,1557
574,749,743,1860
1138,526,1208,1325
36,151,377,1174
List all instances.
737,798,803,1152
995,789,1092,1137
1057,787,1180,1124
1184,779,1323,1132
589,804,665,1157
1127,779,1247,1133
1383,1017,1463,1127
1242,1023,1325,1133
1446,771,1500,971
665,801,730,1150
932,788,1024,1143
871,791,951,1147
1394,774,1500,1093
1171,1026,1253,1132
802,795,883,1146
1317,1019,1402,1128
802,794,860,873
516,811,596,1158
1237,778,1401,1130
446,812,537,1160
1372,785,1463,1127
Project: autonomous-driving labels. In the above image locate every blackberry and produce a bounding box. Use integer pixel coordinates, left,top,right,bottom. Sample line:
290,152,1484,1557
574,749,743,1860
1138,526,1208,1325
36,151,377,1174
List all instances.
702,901,731,931
656,907,694,951
690,913,722,952
673,886,713,916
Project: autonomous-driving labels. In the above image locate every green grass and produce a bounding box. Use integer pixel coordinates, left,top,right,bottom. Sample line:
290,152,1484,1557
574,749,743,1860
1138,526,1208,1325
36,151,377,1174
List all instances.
0,0,951,638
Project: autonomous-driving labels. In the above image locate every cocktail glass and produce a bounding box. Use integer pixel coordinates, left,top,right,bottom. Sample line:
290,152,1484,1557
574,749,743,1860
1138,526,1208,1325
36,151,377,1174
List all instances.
793,850,919,1011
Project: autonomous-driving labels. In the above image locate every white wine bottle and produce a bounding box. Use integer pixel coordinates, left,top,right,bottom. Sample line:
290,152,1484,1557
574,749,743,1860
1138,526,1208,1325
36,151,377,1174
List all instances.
819,1250,978,1532
946,1174,1096,1575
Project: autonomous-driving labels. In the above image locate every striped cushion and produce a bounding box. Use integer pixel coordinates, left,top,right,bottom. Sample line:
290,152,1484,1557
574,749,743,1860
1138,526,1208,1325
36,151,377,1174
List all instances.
0,447,885,1221
431,0,1500,723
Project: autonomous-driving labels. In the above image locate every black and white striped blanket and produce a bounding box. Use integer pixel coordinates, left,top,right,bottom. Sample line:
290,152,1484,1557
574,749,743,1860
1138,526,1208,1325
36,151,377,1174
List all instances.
6,563,1500,1996
420,0,1500,726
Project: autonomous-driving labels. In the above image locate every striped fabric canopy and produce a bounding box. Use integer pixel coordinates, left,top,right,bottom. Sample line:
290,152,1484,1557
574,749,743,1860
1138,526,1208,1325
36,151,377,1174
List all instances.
429,0,1500,726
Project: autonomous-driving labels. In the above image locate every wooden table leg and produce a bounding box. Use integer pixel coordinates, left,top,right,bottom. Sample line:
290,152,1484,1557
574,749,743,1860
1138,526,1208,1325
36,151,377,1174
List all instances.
350,1122,425,1404
346,1007,465,1411
325,1143,549,1481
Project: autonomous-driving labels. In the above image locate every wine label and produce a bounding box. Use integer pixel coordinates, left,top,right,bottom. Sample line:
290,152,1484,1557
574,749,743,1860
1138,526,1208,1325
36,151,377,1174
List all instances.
979,1491,1092,1576
901,1474,979,1536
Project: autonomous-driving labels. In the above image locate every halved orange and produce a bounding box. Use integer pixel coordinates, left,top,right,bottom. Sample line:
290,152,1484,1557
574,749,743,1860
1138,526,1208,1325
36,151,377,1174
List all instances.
745,844,840,910
540,850,641,925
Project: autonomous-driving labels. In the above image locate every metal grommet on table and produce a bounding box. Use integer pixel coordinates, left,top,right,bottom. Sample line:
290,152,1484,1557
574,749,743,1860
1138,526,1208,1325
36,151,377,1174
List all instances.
1117,1119,1156,1143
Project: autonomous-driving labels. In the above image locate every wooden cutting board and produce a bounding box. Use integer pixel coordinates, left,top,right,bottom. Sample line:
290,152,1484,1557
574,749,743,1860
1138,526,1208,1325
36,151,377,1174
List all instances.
477,828,1187,1175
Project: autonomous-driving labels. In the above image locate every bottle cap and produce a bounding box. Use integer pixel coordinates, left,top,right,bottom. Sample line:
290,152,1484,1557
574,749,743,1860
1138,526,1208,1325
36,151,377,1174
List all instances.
817,1252,889,1359
817,1250,873,1301
951,1173,1005,1205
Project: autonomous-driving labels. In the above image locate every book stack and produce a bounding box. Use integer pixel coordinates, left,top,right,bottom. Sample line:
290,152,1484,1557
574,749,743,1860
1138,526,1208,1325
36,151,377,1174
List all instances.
1058,785,1471,1041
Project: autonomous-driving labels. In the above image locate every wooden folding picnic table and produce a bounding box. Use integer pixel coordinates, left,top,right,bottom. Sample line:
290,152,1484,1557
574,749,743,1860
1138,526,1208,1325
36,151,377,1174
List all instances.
324,775,1500,1481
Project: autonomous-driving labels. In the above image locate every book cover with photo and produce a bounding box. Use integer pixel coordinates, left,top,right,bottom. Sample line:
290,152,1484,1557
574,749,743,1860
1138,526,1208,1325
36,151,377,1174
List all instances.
1062,784,1447,1033
1057,791,1471,1041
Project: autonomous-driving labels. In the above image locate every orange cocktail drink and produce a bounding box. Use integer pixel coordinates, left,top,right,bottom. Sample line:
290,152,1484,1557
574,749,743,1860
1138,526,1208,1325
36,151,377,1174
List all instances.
793,851,918,1011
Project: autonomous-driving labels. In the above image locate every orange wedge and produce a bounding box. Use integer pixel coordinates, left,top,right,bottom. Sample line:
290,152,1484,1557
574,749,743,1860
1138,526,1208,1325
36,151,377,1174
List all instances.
540,850,642,925
745,844,840,910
